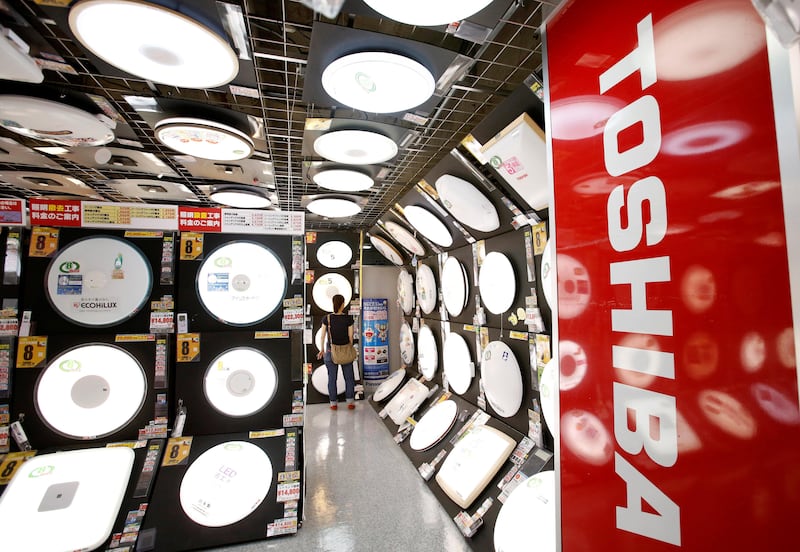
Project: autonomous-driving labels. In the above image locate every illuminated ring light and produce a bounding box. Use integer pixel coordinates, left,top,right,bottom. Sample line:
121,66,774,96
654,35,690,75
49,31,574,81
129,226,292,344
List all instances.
493,471,557,552
399,320,415,366
155,118,254,161
397,268,415,314
443,331,471,395
313,169,374,192
313,129,398,165
561,409,613,466
409,399,458,451
203,348,278,417
417,324,438,380
0,95,114,147
321,52,435,114
45,236,152,328
363,0,493,26
662,120,750,156
384,221,425,257
435,174,499,233
415,263,437,315
316,240,353,268
371,234,405,266
403,205,453,247
311,362,361,395
312,272,353,313
36,344,146,439
196,241,286,326
179,441,272,527
209,188,271,208
441,256,468,317
539,359,558,437
481,341,523,418
69,0,239,89
306,197,362,218
478,251,516,314
372,369,405,402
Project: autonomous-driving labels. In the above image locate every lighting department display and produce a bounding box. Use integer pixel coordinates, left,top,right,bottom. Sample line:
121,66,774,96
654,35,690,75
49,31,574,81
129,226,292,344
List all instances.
45,235,153,328
203,348,278,417
435,174,500,233
313,129,398,165
155,117,254,161
316,240,353,268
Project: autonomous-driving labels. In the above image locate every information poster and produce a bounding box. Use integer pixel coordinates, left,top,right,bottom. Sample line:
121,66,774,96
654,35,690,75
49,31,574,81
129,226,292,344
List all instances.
361,298,388,384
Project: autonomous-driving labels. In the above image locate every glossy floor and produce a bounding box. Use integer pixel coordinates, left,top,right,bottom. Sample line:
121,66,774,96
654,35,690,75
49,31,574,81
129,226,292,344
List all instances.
212,402,471,552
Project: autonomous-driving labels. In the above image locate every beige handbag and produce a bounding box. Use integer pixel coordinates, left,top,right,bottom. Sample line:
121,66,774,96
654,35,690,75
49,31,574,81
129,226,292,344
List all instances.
327,315,358,364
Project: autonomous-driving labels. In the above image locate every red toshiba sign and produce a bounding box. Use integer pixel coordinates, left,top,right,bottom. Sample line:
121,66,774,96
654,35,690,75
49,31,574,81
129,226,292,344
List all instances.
547,1,799,549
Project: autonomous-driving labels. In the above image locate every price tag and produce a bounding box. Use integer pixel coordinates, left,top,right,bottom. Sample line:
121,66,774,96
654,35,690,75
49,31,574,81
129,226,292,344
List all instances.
179,232,203,260
176,333,200,362
16,336,47,369
161,437,193,467
276,481,301,502
28,227,59,258
0,451,37,484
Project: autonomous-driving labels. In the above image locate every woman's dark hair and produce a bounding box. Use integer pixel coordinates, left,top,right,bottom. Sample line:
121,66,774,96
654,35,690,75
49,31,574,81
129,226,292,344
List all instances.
332,294,346,313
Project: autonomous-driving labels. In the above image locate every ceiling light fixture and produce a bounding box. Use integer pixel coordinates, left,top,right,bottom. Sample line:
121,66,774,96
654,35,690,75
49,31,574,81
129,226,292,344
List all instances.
363,0,494,26
321,52,435,113
313,129,398,165
69,0,239,89
209,188,271,208
155,117,254,161
313,169,374,192
306,197,362,218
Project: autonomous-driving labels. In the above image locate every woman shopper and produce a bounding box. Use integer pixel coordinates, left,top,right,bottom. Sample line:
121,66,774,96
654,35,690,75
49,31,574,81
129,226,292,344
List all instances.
317,294,356,410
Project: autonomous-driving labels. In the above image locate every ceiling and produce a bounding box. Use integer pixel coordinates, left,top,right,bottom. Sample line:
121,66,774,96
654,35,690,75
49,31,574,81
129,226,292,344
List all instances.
0,0,552,230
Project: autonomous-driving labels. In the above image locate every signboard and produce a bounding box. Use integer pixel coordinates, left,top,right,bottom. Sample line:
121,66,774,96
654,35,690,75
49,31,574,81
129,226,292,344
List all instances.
0,199,24,225
29,199,82,227
361,298,389,383
178,206,222,233
546,1,799,550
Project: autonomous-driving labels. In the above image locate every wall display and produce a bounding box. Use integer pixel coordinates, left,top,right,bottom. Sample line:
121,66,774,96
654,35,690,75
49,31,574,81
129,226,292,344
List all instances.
493,470,556,552
372,369,406,402
409,399,458,451
415,262,437,315
179,441,273,527
435,174,500,233
0,447,134,551
369,234,405,266
539,359,558,438
399,320,415,366
402,205,453,248
442,332,472,395
417,324,438,380
441,256,469,317
203,348,278,417
197,241,286,326
385,378,430,425
397,269,415,314
481,341,523,418
540,238,554,309
478,251,516,314
435,424,516,509
310,362,361,397
315,240,353,268
384,221,426,257
311,272,353,313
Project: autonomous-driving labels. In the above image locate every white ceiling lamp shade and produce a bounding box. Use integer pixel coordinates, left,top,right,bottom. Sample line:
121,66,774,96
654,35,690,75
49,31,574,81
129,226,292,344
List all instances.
409,399,459,451
321,51,435,113
481,341,523,418
155,118,254,161
539,359,558,438
306,197,362,218
384,221,426,257
403,205,453,247
316,240,353,268
493,471,557,552
312,272,353,312
540,239,555,309
313,129,398,165
363,0,494,26
435,174,500,233
417,324,438,380
0,28,44,83
0,95,115,147
203,348,278,417
399,320,415,366
385,378,429,425
416,263,438,315
68,0,239,89
443,332,472,395
478,251,516,314
313,169,374,192
209,188,271,208
370,234,405,266
397,269,415,314
372,369,406,402
441,256,468,317
311,362,361,396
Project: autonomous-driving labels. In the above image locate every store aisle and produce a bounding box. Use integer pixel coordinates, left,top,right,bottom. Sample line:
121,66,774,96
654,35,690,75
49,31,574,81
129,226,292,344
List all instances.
213,402,471,552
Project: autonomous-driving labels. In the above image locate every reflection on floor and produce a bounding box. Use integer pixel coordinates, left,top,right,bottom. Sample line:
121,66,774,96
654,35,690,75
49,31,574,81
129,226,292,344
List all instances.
211,402,471,552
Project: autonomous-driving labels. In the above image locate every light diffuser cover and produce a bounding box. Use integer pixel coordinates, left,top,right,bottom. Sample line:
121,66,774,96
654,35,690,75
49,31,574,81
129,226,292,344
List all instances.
443,332,472,395
313,169,374,192
371,235,404,266
481,341,523,418
372,369,406,402
417,324,438,380
493,470,557,552
155,117,254,161
397,269,415,313
409,399,458,451
313,129,398,165
306,197,362,218
435,174,500,233
478,251,516,314
385,221,425,257
363,0,494,26
403,205,453,247
415,263,437,314
204,348,278,417
316,240,353,268
312,272,353,312
399,320,415,366
441,256,468,317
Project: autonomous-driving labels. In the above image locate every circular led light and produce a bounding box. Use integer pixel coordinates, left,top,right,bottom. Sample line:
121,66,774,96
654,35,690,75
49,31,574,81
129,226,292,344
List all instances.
482,341,523,418
494,471,557,552
435,174,500,232
441,256,468,317
203,348,278,417
69,0,239,89
416,263,437,315
363,0,493,26
371,235,404,266
322,52,435,113
155,118,254,161
307,197,362,218
316,240,353,268
399,321,415,366
478,251,516,314
443,332,472,395
373,369,405,402
313,129,398,165
209,189,271,208
312,272,353,312
403,205,453,247
397,269,415,314
539,359,558,438
179,441,272,527
417,325,438,380
311,362,360,395
313,169,374,192
409,399,458,451
36,344,146,439
384,221,425,256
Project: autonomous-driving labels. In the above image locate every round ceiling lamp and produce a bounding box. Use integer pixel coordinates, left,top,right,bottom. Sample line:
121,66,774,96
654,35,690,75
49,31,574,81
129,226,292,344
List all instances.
403,205,453,247
321,52,435,113
209,188,271,209
313,169,374,192
155,118,254,161
69,0,239,89
306,197,362,218
313,129,398,165
363,0,494,26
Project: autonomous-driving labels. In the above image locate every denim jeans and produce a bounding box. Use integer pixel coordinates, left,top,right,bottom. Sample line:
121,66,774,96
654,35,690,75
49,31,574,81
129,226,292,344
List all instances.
324,350,355,403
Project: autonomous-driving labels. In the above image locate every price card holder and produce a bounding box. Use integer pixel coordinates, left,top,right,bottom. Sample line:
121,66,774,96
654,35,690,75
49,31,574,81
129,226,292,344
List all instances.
16,336,46,369
0,450,37,485
28,227,59,258
161,437,193,467
176,333,200,363
179,232,203,261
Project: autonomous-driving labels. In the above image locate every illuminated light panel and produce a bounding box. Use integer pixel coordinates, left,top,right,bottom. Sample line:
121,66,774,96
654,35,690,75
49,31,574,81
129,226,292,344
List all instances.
209,188,271,208
402,205,452,247
313,169,374,192
313,129,398,165
155,118,254,161
363,0,493,26
306,197,361,218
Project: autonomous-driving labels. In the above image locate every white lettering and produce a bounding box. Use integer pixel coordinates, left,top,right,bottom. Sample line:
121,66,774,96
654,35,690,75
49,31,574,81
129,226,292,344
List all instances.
607,177,668,252
599,14,657,93
612,345,675,379
613,382,678,467
610,257,673,336
603,95,662,177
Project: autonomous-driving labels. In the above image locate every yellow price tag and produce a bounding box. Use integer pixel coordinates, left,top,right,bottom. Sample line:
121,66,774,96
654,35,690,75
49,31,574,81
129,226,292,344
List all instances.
162,437,193,467
16,336,47,369
254,331,289,340
0,451,38,485
176,333,200,362
509,330,528,341
180,232,203,260
28,227,60,258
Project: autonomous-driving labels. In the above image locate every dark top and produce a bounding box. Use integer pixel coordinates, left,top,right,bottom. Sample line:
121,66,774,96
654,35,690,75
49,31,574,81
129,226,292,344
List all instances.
326,313,354,346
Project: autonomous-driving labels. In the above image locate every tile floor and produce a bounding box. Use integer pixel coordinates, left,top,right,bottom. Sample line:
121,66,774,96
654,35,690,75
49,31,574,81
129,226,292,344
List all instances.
212,403,471,552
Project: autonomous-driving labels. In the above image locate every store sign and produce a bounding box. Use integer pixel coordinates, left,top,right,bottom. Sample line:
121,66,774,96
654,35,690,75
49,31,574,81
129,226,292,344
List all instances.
29,198,82,227
546,1,799,550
